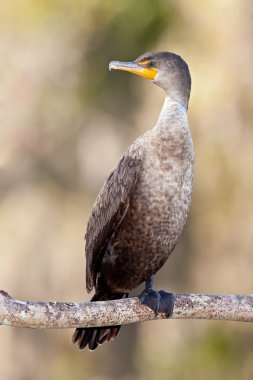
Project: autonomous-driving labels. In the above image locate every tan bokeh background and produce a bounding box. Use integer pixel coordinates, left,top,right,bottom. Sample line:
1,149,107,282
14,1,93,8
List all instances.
0,1,252,379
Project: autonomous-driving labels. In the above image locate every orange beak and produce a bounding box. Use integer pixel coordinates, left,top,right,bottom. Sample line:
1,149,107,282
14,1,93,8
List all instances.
109,60,158,80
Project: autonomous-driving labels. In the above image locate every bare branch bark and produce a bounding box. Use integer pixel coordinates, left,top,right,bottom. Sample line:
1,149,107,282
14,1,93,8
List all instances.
0,291,252,329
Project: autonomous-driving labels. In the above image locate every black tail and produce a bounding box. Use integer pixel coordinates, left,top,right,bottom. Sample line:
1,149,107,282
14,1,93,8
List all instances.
72,292,128,351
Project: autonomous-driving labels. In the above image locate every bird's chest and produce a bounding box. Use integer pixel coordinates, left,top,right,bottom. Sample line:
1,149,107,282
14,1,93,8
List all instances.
129,138,193,247
119,136,190,237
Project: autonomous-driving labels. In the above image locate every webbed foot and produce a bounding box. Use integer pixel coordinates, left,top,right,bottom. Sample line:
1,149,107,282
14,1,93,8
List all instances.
138,276,175,318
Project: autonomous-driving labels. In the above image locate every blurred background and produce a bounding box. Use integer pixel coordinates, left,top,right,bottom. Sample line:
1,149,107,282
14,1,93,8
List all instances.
0,0,253,379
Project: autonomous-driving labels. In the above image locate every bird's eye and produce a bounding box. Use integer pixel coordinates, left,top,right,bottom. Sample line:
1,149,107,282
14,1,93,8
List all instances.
148,61,155,67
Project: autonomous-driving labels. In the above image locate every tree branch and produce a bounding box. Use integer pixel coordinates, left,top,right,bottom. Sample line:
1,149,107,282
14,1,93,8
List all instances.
0,291,253,328
0,291,252,329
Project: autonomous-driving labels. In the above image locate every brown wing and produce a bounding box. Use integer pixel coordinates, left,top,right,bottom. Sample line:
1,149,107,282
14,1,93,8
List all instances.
85,151,142,292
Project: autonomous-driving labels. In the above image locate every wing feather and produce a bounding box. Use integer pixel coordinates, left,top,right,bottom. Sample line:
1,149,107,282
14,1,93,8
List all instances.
85,151,142,292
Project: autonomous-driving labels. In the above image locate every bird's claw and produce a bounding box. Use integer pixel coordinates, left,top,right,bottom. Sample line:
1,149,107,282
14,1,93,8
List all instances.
139,289,175,318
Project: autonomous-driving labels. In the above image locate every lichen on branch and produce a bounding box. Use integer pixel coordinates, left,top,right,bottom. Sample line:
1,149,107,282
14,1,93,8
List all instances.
0,291,252,329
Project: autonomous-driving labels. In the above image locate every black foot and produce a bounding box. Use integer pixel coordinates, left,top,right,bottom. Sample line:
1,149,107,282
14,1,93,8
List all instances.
139,289,175,318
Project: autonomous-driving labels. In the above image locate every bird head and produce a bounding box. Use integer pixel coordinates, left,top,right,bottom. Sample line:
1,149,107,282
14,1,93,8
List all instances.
109,51,191,108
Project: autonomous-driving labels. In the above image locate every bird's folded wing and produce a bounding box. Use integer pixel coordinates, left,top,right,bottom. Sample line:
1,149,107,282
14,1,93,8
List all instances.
85,151,142,292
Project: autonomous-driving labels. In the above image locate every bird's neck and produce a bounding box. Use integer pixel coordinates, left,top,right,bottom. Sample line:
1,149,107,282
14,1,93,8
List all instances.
152,96,193,169
156,97,187,128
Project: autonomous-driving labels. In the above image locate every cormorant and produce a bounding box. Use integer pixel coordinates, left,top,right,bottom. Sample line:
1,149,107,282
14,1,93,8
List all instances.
73,51,194,350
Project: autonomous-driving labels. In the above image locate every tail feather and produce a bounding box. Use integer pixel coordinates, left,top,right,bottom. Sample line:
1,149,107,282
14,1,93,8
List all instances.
72,293,128,351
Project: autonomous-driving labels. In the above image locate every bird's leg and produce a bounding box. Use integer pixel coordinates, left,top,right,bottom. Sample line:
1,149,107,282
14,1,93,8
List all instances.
139,275,175,318
144,274,155,292
139,275,161,314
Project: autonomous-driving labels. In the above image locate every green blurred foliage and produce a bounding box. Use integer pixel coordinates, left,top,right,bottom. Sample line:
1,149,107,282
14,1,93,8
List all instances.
169,327,253,380
79,0,176,116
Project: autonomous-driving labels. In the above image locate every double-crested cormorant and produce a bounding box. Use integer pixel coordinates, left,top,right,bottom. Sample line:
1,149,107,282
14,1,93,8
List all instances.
73,51,194,350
